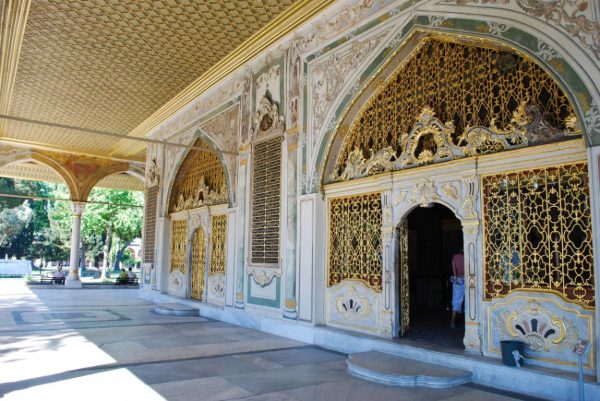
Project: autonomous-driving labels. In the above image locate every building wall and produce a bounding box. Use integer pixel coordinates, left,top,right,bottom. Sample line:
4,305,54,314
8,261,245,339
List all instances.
140,0,600,379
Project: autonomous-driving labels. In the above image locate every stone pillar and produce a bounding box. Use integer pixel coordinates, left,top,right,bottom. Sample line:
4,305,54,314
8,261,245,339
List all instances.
65,202,85,288
283,129,299,319
380,191,395,338
587,145,600,382
462,219,481,353
235,142,250,309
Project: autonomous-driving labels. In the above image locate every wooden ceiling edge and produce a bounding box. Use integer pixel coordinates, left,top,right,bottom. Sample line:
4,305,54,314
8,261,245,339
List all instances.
0,138,145,165
111,0,336,157
0,0,32,114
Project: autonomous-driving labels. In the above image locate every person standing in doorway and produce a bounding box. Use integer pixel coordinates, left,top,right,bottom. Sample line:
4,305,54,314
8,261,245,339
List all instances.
450,248,464,328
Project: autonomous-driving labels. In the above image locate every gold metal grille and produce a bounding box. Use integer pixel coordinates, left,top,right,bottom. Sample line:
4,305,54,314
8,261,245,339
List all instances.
210,214,227,275
251,137,282,265
169,138,226,212
328,192,382,292
143,186,158,263
336,37,575,174
399,220,410,335
191,228,206,300
482,162,595,308
170,220,188,274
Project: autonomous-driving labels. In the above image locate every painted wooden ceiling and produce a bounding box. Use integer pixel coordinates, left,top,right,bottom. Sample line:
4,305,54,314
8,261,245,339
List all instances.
1,0,300,167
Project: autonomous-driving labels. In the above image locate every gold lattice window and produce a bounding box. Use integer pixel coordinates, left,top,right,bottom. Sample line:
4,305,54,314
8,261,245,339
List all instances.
328,192,382,291
482,162,594,308
334,37,575,176
169,138,226,212
170,220,188,273
251,137,282,265
191,228,206,300
143,186,158,263
210,214,227,275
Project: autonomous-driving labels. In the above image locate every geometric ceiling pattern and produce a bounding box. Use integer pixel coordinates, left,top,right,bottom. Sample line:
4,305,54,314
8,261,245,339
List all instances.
3,0,299,162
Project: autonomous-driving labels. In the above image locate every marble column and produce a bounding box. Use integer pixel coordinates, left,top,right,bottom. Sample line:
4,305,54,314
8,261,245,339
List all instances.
235,143,250,309
587,145,600,382
283,130,299,319
380,190,395,338
462,219,482,353
65,202,85,288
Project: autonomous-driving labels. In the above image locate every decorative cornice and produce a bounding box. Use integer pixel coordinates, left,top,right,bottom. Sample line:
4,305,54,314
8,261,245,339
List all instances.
125,0,335,146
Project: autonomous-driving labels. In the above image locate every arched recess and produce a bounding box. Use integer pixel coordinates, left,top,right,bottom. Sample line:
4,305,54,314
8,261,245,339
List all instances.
167,137,229,213
313,27,595,189
0,152,80,201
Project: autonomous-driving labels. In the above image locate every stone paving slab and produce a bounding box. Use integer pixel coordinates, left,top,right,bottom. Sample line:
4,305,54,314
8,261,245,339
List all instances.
0,280,529,401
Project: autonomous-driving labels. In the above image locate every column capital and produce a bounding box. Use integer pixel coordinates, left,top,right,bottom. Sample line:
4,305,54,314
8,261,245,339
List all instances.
72,201,86,216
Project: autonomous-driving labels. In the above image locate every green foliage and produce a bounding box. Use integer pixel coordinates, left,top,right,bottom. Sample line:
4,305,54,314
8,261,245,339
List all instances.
0,202,34,249
0,178,143,263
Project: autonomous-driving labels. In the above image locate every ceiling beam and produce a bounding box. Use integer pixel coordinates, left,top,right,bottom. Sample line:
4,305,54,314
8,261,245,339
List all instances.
111,0,336,158
0,113,238,155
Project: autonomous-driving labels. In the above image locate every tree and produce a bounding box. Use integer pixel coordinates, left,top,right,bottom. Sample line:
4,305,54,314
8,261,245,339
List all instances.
81,188,143,277
0,202,34,251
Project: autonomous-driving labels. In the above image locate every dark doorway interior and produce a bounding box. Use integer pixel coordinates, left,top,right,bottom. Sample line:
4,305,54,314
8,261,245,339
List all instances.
398,204,464,351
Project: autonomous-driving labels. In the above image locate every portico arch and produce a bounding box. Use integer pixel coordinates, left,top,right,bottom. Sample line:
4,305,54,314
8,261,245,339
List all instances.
311,23,599,190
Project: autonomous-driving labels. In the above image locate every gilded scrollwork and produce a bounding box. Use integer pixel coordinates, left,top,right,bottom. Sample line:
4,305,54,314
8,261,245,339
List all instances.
173,177,227,212
169,138,228,212
329,38,579,183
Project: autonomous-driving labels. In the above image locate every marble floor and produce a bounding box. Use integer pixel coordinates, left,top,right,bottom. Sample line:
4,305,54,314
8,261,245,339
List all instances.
0,279,538,401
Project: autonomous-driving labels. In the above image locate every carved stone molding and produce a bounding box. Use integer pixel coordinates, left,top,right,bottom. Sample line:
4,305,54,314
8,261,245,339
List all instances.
411,179,439,208
310,31,389,140
248,268,280,288
145,159,160,188
440,0,600,60
251,95,285,141
71,202,86,217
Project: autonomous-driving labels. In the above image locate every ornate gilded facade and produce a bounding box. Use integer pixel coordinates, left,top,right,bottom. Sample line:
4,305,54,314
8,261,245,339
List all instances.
142,2,600,393
328,37,579,182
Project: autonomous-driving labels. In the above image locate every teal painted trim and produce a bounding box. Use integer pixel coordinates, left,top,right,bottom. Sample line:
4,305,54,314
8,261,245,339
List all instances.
311,17,598,181
247,276,281,308
252,55,285,115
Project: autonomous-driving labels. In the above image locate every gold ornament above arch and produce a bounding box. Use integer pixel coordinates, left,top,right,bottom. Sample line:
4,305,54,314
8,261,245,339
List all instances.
168,138,227,213
324,34,581,184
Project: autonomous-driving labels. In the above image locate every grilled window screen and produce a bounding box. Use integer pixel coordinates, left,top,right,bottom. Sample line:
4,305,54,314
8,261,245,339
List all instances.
143,186,158,263
328,192,383,291
250,137,282,265
482,162,594,308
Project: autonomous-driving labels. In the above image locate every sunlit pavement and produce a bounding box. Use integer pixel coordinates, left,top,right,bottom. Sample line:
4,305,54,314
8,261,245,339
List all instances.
0,279,533,401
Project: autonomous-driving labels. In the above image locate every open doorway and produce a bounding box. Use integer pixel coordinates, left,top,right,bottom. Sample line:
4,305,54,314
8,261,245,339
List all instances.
397,204,464,351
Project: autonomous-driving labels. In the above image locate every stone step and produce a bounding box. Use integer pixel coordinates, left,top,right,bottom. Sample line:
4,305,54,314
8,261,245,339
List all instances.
154,303,199,316
346,351,471,388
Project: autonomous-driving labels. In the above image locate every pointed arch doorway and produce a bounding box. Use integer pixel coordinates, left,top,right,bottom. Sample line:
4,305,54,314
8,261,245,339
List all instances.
397,203,464,350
